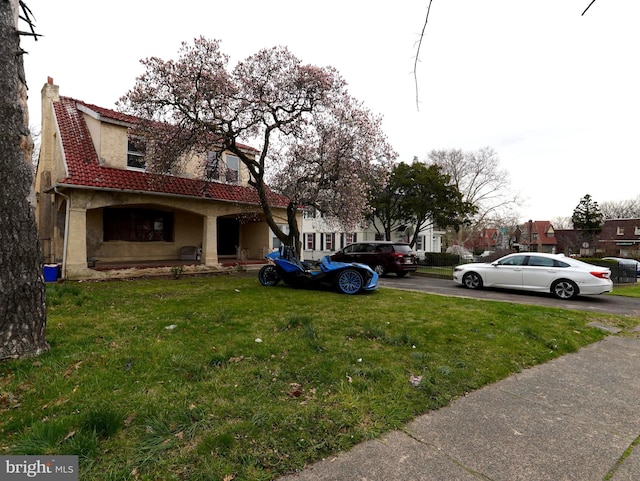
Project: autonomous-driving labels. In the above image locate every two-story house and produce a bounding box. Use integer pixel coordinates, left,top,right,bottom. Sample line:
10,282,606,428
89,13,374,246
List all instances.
515,220,557,253
34,79,292,279
597,219,640,258
301,209,444,260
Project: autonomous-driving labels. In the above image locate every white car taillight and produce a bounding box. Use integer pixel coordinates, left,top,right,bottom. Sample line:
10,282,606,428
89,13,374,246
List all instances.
590,271,610,279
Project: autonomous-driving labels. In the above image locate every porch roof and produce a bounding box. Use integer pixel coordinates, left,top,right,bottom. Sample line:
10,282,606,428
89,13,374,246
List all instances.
51,96,289,208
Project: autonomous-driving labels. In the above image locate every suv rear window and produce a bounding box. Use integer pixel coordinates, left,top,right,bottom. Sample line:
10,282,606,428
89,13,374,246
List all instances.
392,245,414,254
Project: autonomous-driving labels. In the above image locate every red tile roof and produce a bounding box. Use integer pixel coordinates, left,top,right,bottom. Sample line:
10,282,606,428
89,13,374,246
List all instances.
52,97,288,208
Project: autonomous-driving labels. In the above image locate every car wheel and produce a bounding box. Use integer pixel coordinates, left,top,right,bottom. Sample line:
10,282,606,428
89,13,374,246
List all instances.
462,272,483,289
336,269,364,294
551,279,578,300
373,264,386,277
258,265,280,286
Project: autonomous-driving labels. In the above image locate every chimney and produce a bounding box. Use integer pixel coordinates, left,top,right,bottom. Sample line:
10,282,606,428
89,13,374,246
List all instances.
40,77,60,175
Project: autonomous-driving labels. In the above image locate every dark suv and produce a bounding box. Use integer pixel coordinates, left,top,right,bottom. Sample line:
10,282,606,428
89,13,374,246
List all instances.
331,241,417,277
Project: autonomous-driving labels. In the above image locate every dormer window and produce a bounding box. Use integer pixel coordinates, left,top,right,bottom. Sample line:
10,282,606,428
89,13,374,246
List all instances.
127,137,146,170
206,151,240,184
225,154,239,184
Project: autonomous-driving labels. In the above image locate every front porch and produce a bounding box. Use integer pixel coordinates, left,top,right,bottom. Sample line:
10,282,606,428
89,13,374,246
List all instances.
89,257,267,272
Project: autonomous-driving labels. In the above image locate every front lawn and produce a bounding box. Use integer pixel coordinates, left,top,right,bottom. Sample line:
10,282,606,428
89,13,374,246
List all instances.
609,281,640,298
1,275,637,480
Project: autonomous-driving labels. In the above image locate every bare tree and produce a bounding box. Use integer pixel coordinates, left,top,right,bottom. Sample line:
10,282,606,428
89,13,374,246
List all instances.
599,197,640,220
427,147,521,250
551,216,573,229
1,0,49,360
429,147,520,224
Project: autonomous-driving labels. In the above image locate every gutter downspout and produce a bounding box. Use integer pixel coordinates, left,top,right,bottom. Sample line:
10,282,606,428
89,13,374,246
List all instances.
53,187,70,279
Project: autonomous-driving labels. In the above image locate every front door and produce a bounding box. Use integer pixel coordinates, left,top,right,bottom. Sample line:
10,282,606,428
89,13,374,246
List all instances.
217,217,240,256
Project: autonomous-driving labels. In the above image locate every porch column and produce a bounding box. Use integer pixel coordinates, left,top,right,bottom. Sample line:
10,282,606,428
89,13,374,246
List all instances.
202,215,219,266
64,205,90,278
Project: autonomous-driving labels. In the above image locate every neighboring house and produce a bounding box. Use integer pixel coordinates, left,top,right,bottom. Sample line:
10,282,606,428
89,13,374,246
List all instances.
467,227,511,253
553,229,582,256
301,209,444,260
554,219,640,258
34,79,293,279
597,219,640,258
514,220,557,253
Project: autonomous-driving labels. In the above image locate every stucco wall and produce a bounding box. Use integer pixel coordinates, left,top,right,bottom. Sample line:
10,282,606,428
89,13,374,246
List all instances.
241,221,271,260
85,204,205,262
99,121,127,169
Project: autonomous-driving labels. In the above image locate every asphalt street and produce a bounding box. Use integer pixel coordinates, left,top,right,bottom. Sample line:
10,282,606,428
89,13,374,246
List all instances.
378,275,640,317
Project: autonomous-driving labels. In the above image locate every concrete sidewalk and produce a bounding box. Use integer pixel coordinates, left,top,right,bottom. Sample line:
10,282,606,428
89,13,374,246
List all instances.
278,336,640,480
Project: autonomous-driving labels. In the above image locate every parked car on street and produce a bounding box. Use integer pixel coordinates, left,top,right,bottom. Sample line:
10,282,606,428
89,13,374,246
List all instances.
603,257,640,278
331,241,417,277
453,252,613,300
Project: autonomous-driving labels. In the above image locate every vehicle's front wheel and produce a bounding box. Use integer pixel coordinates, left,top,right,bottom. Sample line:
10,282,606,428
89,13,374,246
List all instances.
336,269,364,294
258,265,281,286
462,272,483,289
551,279,578,300
373,264,386,277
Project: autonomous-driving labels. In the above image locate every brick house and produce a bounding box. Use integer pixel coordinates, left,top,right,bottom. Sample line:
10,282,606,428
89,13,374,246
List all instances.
596,219,640,258
516,220,557,253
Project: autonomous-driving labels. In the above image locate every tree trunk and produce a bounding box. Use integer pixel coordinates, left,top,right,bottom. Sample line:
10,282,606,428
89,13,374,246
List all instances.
0,0,49,360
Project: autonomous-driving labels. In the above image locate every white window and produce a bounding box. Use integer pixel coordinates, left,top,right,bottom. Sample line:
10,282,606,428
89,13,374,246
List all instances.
617,227,625,236
345,233,355,245
325,234,334,251
635,226,640,235
305,233,315,250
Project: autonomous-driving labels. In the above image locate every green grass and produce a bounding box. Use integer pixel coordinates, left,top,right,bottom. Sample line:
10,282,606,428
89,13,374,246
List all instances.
1,275,638,480
609,282,640,298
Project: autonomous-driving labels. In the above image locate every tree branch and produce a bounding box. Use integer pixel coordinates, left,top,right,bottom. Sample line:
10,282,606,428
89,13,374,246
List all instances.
414,0,598,110
413,0,433,111
17,1,40,40
581,0,597,15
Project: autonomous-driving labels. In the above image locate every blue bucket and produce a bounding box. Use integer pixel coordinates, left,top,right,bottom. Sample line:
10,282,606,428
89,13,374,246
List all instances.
43,264,59,282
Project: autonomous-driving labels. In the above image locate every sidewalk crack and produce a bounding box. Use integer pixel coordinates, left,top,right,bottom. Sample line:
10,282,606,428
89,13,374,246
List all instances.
603,433,640,480
402,429,495,480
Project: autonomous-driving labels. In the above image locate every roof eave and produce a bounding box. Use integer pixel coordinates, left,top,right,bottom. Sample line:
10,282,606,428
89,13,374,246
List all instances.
45,182,283,208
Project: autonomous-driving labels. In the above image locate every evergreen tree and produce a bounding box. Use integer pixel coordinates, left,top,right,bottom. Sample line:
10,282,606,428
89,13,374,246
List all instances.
571,194,604,241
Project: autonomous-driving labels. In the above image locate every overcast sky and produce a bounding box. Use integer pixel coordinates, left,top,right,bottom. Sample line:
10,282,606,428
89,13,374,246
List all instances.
22,0,639,223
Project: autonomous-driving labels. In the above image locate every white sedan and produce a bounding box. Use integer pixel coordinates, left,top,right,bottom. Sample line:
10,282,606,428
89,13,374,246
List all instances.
453,252,613,300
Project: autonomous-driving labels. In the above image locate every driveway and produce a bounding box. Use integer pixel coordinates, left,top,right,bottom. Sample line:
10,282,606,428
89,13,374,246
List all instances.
378,275,640,317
